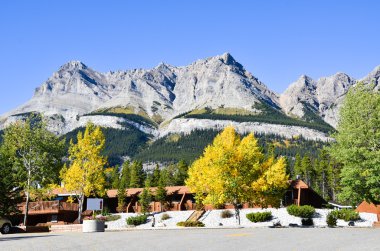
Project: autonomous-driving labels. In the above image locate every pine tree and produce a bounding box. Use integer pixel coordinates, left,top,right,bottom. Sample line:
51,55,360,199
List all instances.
129,161,145,188
139,180,152,214
116,162,130,212
151,165,161,187
301,154,312,185
155,173,167,212
293,153,302,179
174,160,188,185
110,166,120,189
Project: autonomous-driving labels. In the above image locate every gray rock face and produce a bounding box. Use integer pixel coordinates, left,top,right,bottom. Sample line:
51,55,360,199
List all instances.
280,72,356,128
360,65,380,89
0,53,280,135
0,53,379,140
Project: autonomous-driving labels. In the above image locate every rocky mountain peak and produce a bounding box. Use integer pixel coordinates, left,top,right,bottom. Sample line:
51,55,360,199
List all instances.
219,52,236,65
298,75,315,85
59,60,88,72
361,65,380,86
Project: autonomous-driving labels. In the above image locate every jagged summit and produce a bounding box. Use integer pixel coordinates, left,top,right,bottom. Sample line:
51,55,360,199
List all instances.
59,60,88,71
361,65,380,86
219,52,236,65
0,54,379,137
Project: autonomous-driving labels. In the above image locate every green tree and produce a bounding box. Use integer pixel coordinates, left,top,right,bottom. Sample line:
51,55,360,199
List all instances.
1,117,64,225
110,165,120,189
139,180,152,214
293,153,302,179
60,123,107,222
0,149,22,217
300,154,312,185
151,165,161,187
173,160,188,185
129,161,144,188
328,83,380,204
155,174,167,212
116,162,130,212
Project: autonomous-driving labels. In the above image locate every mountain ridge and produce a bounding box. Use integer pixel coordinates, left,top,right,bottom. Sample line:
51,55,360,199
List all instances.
1,53,379,143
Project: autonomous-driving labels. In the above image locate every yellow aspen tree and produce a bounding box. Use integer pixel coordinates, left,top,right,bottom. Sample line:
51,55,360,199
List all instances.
60,123,107,222
251,157,289,208
186,126,289,225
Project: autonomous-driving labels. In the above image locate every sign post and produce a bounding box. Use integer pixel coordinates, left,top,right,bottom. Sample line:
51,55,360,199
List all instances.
87,198,104,216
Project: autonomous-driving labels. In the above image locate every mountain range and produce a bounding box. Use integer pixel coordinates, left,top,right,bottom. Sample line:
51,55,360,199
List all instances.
1,53,379,145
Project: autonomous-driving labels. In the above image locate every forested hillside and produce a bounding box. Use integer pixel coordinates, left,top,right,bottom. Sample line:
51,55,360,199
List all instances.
63,125,150,166
179,103,334,134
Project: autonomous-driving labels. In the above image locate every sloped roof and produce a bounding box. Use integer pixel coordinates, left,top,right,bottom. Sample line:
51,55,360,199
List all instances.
106,186,190,198
289,179,309,189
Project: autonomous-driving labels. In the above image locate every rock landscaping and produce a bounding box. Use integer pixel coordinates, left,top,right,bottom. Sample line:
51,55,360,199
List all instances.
105,208,377,230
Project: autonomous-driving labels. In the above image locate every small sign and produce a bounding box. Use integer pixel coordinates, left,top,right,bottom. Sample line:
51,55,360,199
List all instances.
87,198,103,211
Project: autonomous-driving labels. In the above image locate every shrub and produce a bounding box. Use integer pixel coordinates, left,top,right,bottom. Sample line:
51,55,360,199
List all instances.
246,211,272,223
126,215,148,226
330,209,360,222
220,210,233,219
326,212,337,227
176,221,205,227
287,205,315,218
105,215,121,222
161,213,171,221
301,218,314,226
101,207,111,216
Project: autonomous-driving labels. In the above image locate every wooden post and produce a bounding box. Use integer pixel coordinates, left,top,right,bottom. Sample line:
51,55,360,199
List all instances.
179,193,186,211
297,187,301,206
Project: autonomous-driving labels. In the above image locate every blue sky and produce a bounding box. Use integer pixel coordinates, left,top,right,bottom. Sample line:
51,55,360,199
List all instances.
1,0,379,114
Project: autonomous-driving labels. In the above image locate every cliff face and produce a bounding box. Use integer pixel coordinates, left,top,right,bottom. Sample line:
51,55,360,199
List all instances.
1,53,378,142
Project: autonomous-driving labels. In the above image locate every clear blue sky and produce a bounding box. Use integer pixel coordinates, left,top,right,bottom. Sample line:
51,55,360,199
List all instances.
1,0,379,115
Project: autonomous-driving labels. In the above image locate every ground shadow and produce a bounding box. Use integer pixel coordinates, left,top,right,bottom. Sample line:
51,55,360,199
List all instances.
0,234,57,241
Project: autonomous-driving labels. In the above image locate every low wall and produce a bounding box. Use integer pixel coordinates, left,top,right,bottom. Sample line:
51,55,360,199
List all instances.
50,224,82,232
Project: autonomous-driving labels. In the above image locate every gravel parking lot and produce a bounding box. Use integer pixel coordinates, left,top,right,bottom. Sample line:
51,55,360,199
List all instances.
1,228,380,251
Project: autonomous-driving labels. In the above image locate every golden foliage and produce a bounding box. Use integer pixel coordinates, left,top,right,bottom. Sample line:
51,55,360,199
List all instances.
186,126,289,208
60,123,107,198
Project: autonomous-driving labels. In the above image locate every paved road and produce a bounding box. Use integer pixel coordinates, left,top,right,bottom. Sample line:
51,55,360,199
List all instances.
1,228,379,251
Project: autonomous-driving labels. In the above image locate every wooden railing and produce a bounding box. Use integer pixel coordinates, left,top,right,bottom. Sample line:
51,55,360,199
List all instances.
18,201,79,214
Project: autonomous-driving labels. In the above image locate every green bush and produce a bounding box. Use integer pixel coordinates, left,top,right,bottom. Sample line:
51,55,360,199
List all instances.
126,215,148,226
105,215,121,222
176,221,205,227
246,211,272,223
161,213,171,221
220,210,233,218
287,205,315,218
326,212,337,227
331,209,360,221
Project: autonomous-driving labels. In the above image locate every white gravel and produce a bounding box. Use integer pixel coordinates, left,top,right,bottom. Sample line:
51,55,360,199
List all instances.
105,209,377,230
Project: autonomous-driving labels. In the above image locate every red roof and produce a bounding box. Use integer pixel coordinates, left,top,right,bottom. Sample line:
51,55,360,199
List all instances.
289,179,309,189
106,186,190,198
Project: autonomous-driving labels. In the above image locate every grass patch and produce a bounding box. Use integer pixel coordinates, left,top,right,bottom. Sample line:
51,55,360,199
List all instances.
176,221,205,227
161,213,171,221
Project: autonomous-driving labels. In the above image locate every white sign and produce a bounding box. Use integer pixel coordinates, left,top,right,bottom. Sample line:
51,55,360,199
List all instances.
87,198,103,211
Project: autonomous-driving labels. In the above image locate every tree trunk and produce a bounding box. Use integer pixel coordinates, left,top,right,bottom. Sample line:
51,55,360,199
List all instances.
78,195,84,223
23,173,31,226
234,203,240,225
